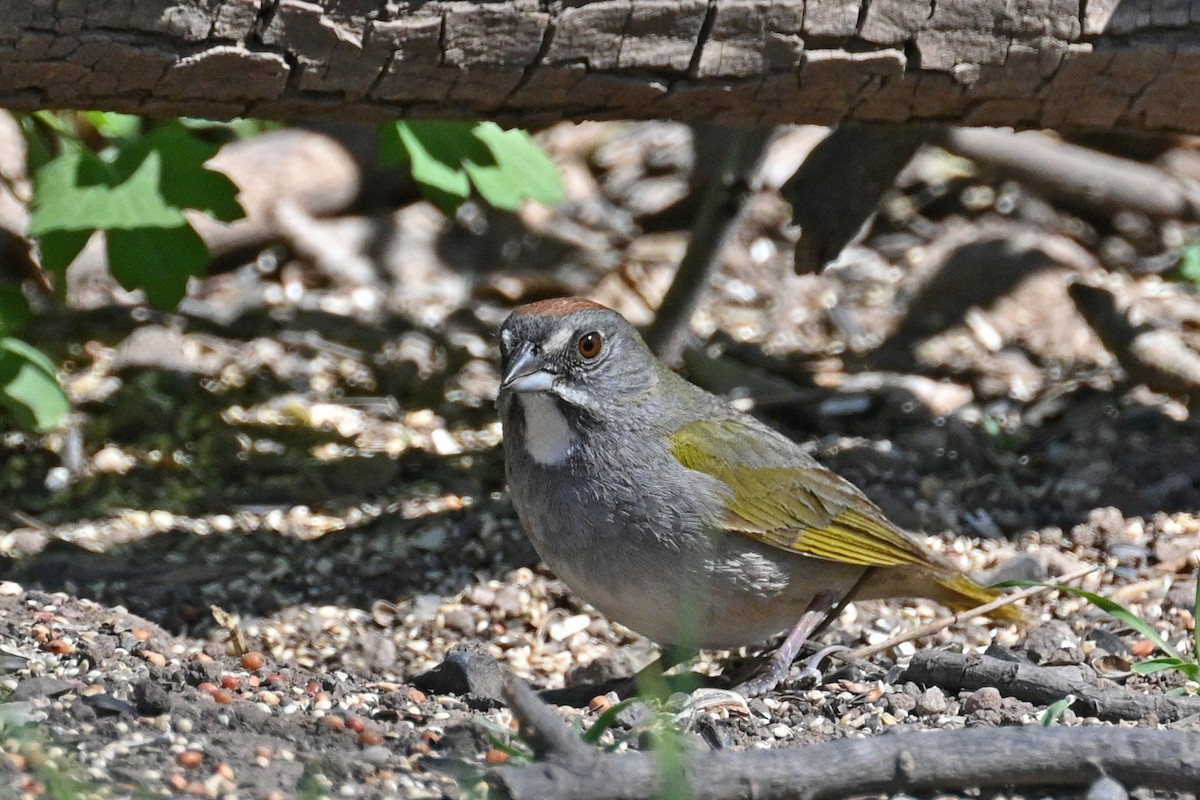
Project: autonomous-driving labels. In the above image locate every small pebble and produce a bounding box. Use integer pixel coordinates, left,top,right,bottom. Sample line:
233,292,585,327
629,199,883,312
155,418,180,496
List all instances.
1087,776,1128,800
141,651,167,667
963,687,1002,714
915,687,948,716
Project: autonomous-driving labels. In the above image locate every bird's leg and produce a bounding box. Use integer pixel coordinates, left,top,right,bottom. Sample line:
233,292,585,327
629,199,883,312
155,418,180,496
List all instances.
734,590,842,697
735,567,878,696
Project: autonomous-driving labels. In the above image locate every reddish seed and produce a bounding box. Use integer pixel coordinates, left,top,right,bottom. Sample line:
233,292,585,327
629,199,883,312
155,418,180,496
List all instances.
176,750,204,769
345,716,366,734
267,673,286,685
485,748,509,765
166,774,188,791
45,639,74,655
358,731,384,746
211,689,234,704
323,716,345,731
197,682,218,695
588,695,612,713
406,688,426,703
241,651,266,670
306,681,322,695
1132,640,1156,657
220,675,240,690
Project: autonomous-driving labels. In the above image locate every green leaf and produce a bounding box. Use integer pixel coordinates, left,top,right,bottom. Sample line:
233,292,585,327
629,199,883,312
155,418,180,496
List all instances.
0,285,31,337
0,337,68,432
1039,695,1074,727
1193,565,1199,662
463,156,524,211
380,121,564,214
82,111,141,140
391,121,473,213
1131,657,1189,676
31,110,77,138
107,225,209,309
376,122,410,168
18,114,57,171
472,122,565,206
1137,657,1200,681
28,120,244,308
31,146,186,234
133,122,244,222
1179,241,1200,287
35,229,93,277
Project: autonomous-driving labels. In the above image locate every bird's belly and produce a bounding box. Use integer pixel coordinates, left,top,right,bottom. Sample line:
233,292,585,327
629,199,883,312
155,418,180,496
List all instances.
527,514,865,649
504,443,867,650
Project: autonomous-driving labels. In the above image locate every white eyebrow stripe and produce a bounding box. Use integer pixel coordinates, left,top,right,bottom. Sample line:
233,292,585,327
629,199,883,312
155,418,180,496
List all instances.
543,326,575,354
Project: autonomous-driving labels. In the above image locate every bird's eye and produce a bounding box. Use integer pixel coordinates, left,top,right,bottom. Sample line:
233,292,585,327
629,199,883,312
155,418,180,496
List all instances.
577,331,603,359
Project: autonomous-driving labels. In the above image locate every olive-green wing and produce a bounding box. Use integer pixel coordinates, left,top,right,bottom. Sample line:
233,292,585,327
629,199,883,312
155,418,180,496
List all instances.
669,419,942,569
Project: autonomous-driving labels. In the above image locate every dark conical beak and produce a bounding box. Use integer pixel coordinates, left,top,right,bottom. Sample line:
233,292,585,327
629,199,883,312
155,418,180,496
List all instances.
500,341,554,393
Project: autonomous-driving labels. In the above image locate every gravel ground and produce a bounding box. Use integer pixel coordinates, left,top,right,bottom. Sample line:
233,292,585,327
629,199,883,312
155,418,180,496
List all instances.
2,122,1200,799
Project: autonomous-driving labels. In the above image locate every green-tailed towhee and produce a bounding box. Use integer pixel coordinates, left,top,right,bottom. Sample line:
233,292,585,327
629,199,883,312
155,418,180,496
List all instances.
496,297,1020,695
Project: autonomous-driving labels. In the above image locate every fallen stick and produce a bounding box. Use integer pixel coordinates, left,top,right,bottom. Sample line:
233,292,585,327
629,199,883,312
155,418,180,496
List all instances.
936,128,1200,219
1069,281,1200,404
903,650,1200,723
490,680,1200,800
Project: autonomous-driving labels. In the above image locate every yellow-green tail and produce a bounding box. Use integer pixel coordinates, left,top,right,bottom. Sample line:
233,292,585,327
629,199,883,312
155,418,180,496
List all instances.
935,573,1025,623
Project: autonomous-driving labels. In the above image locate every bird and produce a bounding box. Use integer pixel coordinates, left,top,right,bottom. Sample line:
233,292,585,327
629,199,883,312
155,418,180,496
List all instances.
496,297,1021,695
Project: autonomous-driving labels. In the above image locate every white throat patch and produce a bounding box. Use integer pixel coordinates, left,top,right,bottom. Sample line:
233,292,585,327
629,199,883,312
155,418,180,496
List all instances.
519,393,576,465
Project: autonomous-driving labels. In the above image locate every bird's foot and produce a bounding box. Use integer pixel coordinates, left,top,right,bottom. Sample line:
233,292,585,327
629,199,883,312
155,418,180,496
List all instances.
734,644,849,697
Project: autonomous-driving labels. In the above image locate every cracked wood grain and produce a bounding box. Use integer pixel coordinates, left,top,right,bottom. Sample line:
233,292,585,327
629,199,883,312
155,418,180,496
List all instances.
490,680,1200,800
2,0,1200,132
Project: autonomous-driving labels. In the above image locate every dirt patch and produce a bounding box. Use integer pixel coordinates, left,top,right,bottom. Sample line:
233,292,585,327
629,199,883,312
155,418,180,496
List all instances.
3,123,1200,798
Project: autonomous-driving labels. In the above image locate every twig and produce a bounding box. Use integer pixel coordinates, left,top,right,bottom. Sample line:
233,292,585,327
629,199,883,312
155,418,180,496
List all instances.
903,649,1200,723
935,128,1200,219
491,683,1200,800
849,565,1097,661
782,123,930,274
645,125,774,366
503,679,597,767
1069,282,1200,403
